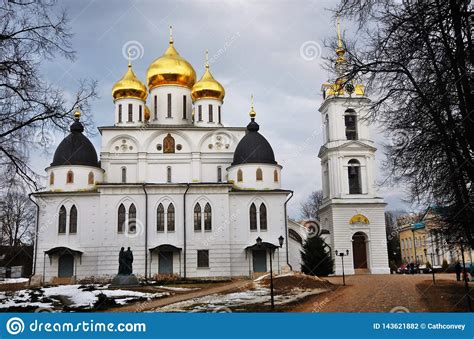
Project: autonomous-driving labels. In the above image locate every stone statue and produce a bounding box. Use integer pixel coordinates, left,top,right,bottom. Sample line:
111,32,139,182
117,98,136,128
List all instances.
112,247,138,286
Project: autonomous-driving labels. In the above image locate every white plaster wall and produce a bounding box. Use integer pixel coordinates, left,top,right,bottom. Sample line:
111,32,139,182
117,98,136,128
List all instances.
149,85,193,125
114,98,146,126
46,165,104,192
193,98,223,127
228,163,282,190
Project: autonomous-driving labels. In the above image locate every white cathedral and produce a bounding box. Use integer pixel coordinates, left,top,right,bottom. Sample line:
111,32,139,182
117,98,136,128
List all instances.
32,27,389,284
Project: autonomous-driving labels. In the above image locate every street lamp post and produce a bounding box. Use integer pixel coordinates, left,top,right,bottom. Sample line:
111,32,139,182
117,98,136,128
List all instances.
424,248,435,285
256,236,284,311
335,250,349,286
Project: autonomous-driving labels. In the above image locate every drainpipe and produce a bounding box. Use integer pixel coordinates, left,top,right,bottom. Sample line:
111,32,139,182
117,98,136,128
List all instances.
28,193,39,277
142,184,148,283
284,191,294,270
183,184,190,279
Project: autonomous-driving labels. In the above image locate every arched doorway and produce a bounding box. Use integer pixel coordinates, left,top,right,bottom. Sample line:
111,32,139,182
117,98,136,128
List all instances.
352,232,368,270
58,253,74,277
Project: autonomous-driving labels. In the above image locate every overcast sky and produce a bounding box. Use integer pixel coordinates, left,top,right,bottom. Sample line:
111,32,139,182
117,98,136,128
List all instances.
35,0,411,218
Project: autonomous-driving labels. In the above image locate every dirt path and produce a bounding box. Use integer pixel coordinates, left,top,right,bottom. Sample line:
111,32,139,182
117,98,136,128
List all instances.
291,273,470,312
109,279,252,312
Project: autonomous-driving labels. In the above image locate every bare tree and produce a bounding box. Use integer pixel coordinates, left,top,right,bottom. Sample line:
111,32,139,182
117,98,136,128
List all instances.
0,187,35,246
333,0,473,248
300,190,324,220
0,0,97,190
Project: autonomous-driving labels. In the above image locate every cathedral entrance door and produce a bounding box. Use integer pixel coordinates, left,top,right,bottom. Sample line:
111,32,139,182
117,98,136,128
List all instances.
159,251,173,274
352,232,368,269
252,250,267,272
58,253,74,277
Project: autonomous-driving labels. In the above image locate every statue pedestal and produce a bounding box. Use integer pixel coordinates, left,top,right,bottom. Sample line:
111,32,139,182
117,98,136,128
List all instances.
110,274,140,287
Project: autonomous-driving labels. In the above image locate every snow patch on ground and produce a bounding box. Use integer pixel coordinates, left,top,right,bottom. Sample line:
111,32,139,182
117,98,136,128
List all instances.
156,286,201,292
0,278,29,284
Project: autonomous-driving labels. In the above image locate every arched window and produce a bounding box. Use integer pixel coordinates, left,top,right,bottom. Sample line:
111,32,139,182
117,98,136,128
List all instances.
66,170,74,184
121,167,127,183
128,204,136,233
217,167,222,183
204,203,212,231
167,204,175,232
156,203,164,232
249,203,257,231
208,104,213,122
118,104,122,123
49,172,54,185
58,205,66,234
88,171,94,185
182,95,187,119
325,115,330,142
163,133,175,153
167,93,172,118
344,109,358,140
259,203,267,230
128,103,133,122
118,203,126,233
167,166,172,183
348,159,362,194
69,205,77,234
237,169,243,182
273,169,278,182
256,168,263,181
194,203,202,231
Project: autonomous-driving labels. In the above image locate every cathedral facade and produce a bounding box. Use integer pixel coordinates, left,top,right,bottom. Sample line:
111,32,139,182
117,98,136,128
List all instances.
32,31,294,283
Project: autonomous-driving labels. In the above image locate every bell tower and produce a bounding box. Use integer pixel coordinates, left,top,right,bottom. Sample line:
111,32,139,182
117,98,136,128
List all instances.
318,19,390,275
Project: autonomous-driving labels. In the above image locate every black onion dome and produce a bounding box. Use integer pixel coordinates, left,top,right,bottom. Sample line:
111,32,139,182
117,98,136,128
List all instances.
232,118,277,166
51,114,99,168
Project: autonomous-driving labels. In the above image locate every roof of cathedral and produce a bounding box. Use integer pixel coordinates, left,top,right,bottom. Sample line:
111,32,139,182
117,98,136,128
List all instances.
51,111,100,168
232,101,277,166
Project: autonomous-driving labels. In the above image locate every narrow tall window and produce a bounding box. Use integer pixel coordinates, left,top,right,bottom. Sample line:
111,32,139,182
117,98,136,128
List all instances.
198,105,202,121
325,115,329,142
273,169,278,182
249,203,257,231
121,167,127,183
167,204,175,231
167,166,172,183
218,106,221,124
118,104,122,123
237,169,243,182
157,203,164,232
208,104,213,122
139,105,143,122
154,95,157,119
128,204,136,233
118,203,125,233
88,171,94,185
128,103,133,122
197,250,209,268
66,170,74,184
49,172,54,185
194,203,202,231
344,109,358,140
259,203,267,230
69,205,77,234
256,168,263,181
58,205,66,234
348,159,362,194
217,166,222,183
182,95,187,119
167,93,172,118
204,203,212,231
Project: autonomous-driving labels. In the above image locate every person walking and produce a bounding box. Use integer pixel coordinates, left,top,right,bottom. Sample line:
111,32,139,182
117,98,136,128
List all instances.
455,261,462,281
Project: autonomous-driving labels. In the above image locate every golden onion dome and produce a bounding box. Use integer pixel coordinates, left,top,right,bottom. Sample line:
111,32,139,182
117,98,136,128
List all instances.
191,51,225,102
112,62,148,101
146,26,196,90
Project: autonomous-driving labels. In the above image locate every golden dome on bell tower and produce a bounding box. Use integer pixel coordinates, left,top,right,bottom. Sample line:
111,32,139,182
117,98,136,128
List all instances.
112,59,148,101
146,26,196,90
191,50,225,102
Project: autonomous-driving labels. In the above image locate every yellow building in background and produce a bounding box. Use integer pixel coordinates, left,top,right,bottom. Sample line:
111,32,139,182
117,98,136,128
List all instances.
398,207,474,266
